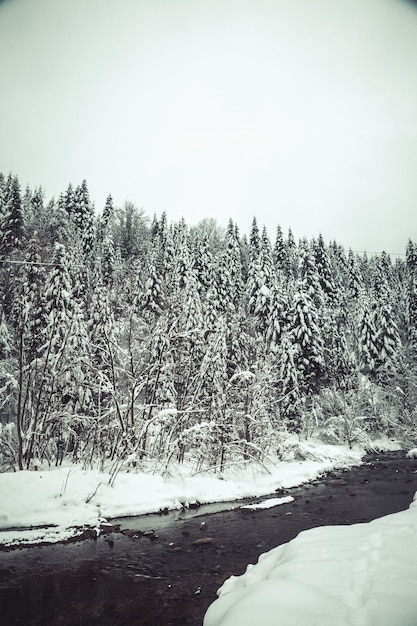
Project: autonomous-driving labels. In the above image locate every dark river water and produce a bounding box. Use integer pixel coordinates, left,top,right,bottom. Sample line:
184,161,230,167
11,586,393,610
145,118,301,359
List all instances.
0,451,416,626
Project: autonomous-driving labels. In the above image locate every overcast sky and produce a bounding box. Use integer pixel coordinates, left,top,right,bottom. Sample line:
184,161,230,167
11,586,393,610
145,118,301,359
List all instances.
1,0,416,254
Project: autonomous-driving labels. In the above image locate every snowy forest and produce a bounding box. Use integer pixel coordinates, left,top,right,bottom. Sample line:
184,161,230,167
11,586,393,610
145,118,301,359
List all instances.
0,172,416,474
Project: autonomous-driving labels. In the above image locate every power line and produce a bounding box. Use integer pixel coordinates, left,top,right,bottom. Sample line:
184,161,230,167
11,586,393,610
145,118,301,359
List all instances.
351,250,406,257
0,258,85,269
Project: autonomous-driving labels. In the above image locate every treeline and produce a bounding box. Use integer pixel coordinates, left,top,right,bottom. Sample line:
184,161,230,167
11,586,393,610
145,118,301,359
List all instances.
0,172,416,472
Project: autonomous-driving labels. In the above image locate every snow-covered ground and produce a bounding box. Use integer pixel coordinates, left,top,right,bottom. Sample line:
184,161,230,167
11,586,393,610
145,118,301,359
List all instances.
0,441,365,547
204,493,417,626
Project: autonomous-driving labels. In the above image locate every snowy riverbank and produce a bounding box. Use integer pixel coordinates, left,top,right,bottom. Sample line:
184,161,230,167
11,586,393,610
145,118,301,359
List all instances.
0,441,366,548
204,488,417,626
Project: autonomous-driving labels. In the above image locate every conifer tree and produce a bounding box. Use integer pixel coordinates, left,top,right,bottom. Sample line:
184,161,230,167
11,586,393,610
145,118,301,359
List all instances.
215,251,235,314
101,235,116,287
142,261,164,318
357,299,379,376
225,219,243,305
347,249,364,300
249,217,261,262
299,238,323,308
0,175,24,255
192,233,213,294
290,286,325,394
43,243,74,349
278,331,302,431
98,194,114,243
284,228,298,280
375,301,402,374
266,282,287,353
273,224,286,273
313,234,335,301
406,240,417,351
73,179,95,257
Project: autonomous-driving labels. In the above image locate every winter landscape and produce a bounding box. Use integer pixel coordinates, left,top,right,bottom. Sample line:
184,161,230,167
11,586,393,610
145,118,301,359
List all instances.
1,0,417,623
1,171,417,623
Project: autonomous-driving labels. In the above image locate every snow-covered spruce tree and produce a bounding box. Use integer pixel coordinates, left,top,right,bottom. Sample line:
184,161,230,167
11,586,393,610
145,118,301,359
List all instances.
97,194,115,243
34,243,75,460
0,307,15,469
328,241,348,296
173,220,192,292
273,224,286,275
322,306,356,389
278,331,302,432
406,240,417,354
192,232,213,295
58,299,93,461
100,235,116,287
225,219,243,305
357,297,379,377
72,179,96,258
150,214,175,285
266,281,288,354
196,317,229,470
313,234,336,302
246,227,273,336
299,238,324,309
347,249,364,300
142,259,164,320
225,311,250,378
283,228,299,281
87,279,117,450
172,268,205,412
7,240,48,469
215,250,236,315
289,284,325,397
0,305,12,361
0,174,24,256
374,299,402,376
249,216,261,263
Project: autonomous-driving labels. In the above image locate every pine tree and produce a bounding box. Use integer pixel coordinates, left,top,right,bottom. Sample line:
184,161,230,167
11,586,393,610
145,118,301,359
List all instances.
0,175,24,255
249,217,261,262
406,240,417,352
290,286,325,394
347,249,364,300
101,235,116,287
246,227,273,334
98,194,114,242
278,331,302,432
73,179,95,257
357,299,379,376
192,233,213,294
273,224,286,273
142,261,164,318
375,301,402,374
284,228,298,280
259,226,273,287
266,282,287,353
215,251,235,314
225,219,243,305
313,234,336,301
198,318,229,469
299,238,323,308
43,243,74,349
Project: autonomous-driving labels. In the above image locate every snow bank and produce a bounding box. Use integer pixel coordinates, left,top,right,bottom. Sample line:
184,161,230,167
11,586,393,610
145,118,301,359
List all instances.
0,442,361,547
204,495,417,626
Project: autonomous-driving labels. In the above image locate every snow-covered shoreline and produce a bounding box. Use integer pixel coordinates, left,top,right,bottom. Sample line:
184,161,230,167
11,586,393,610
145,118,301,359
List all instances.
204,490,417,626
0,442,364,548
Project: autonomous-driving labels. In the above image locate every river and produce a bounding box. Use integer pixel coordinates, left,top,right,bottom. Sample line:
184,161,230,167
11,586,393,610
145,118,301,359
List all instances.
0,451,416,625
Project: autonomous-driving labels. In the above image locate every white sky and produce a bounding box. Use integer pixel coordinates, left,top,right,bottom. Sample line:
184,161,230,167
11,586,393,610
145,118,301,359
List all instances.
0,0,416,254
